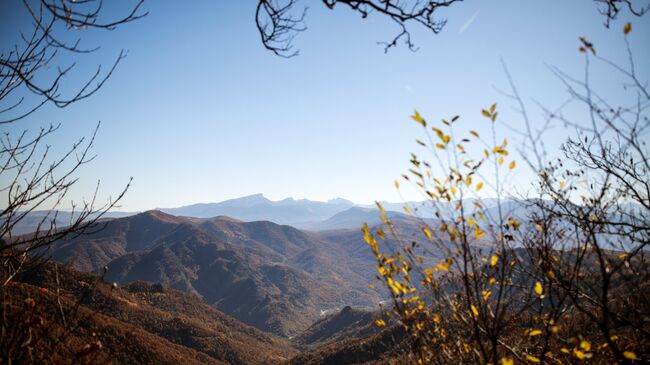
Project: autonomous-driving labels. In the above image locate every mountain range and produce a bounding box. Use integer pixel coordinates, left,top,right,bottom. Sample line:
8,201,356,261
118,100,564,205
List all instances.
30,194,528,339
13,193,533,235
157,194,357,227
45,210,388,337
13,194,543,364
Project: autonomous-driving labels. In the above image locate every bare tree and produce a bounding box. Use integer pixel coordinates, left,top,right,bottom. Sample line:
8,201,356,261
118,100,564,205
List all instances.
256,0,463,57
255,0,649,57
0,3,143,337
1,1,144,363
594,0,649,26
0,0,146,124
0,0,145,282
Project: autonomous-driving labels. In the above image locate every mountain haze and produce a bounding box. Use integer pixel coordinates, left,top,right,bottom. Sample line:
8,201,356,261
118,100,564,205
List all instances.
158,194,356,226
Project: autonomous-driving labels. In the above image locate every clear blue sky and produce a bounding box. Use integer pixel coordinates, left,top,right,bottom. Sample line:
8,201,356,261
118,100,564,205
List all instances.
1,1,649,211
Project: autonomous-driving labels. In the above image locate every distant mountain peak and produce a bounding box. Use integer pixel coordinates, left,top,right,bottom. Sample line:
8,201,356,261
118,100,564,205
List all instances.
218,193,271,207
327,198,354,205
138,209,182,222
235,193,268,201
159,194,358,223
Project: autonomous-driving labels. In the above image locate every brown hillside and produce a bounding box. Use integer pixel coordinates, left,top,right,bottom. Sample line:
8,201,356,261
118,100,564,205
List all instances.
45,211,384,336
11,262,297,364
292,306,381,350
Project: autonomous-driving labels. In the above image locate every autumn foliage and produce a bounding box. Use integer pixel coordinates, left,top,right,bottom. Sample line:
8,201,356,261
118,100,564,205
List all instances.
365,23,648,365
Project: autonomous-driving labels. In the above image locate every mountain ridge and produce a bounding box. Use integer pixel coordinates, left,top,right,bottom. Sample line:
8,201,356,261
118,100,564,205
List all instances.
45,210,384,337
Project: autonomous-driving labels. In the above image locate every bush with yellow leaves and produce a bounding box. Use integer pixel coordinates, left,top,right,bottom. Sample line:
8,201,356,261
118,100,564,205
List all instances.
365,23,648,365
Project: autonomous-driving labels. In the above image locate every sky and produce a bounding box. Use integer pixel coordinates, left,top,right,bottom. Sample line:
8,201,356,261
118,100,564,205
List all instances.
1,0,649,211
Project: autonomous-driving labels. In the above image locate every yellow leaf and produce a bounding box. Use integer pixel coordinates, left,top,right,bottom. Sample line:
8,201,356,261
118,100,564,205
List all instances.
501,358,513,365
489,278,496,286
579,36,596,55
375,201,386,214
529,329,542,336
498,156,504,165
476,182,484,192
409,168,423,179
435,143,446,150
395,180,400,189
375,319,386,327
482,109,490,117
438,258,451,271
623,351,638,360
526,355,541,363
534,282,543,296
573,349,586,360
490,255,498,267
422,227,432,240
411,110,426,126
470,304,479,317
624,22,632,35
509,161,516,170
508,218,521,230
362,223,375,246
403,205,412,215
377,266,387,276
490,103,497,113
493,146,508,155
580,341,591,351
474,225,486,239
482,290,492,300
470,130,479,138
